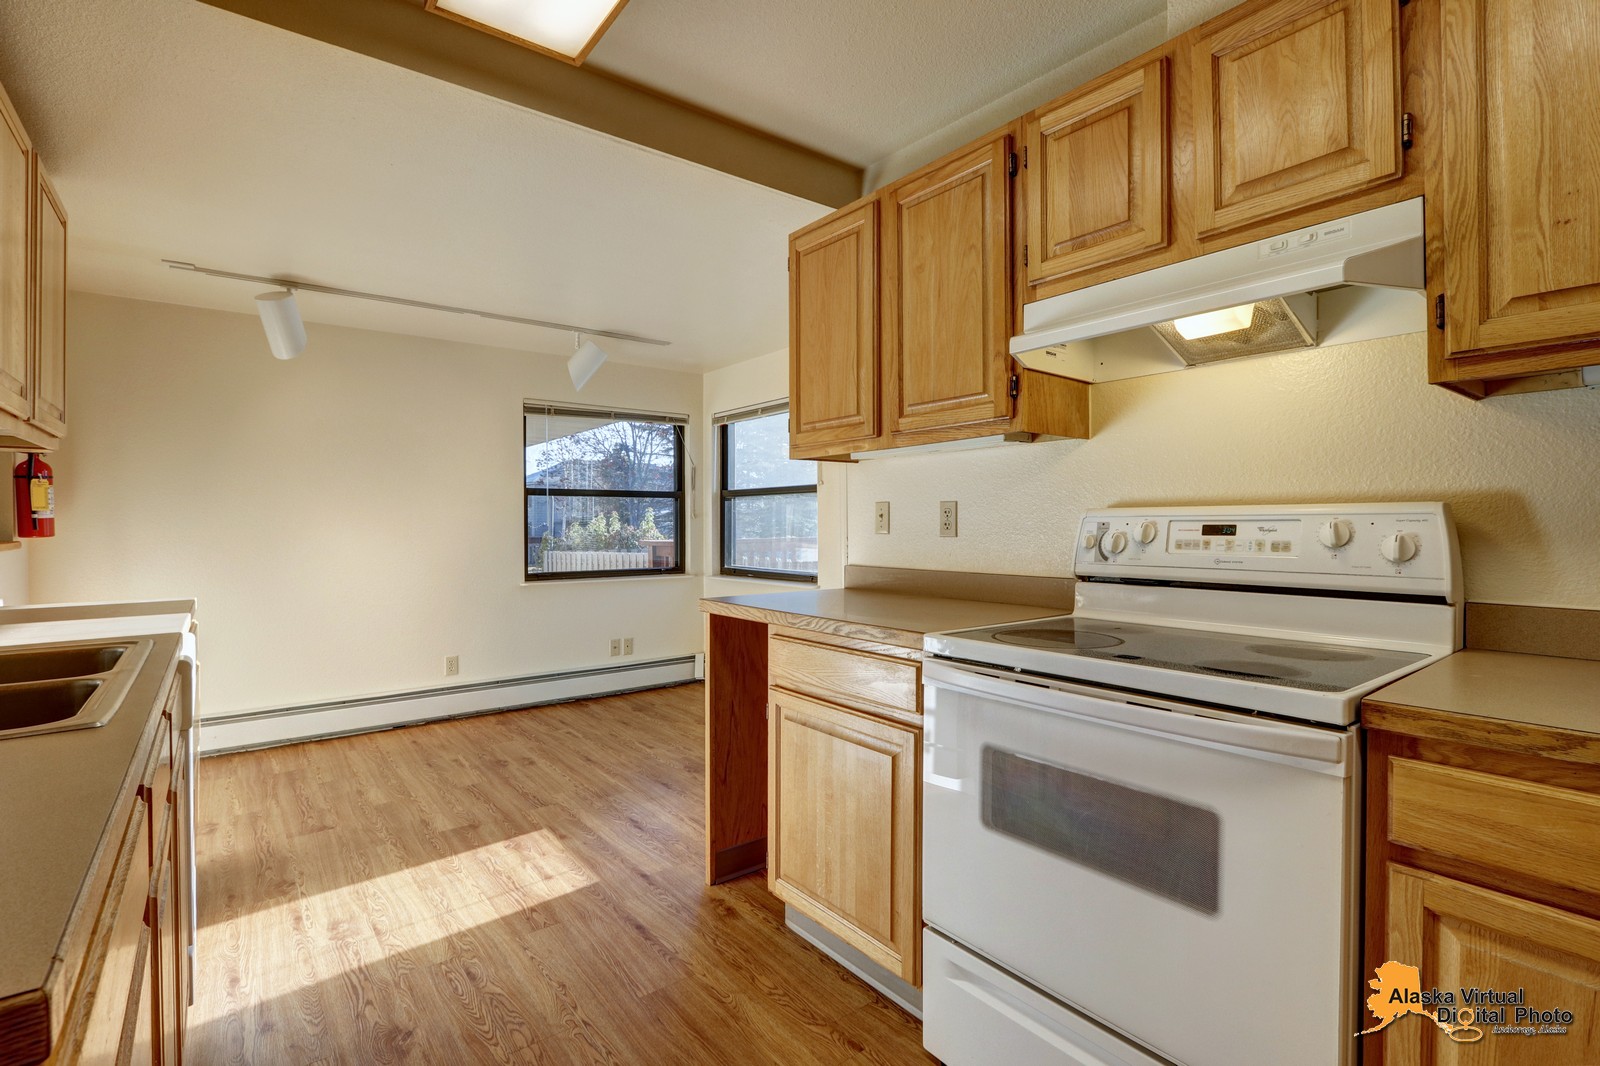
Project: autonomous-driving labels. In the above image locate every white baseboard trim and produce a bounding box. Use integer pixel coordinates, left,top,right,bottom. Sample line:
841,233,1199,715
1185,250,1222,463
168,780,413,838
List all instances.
198,656,698,755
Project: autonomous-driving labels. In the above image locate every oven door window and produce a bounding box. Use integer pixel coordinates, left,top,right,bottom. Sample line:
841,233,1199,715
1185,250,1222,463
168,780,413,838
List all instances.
981,746,1221,914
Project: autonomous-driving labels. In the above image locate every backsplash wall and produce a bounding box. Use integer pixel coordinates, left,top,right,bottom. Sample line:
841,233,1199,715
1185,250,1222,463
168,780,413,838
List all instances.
845,333,1600,609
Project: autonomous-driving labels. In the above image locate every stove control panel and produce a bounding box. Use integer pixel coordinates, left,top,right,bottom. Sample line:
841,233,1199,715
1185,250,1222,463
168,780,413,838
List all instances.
1075,504,1458,598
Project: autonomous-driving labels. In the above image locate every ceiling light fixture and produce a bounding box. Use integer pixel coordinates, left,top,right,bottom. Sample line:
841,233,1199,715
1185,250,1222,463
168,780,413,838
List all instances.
423,0,632,66
164,260,669,353
568,333,608,391
255,289,307,360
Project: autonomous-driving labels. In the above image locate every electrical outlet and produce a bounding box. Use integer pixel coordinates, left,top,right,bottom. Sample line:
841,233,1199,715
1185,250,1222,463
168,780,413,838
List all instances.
939,501,958,538
610,638,622,656
445,655,459,677
875,501,891,534
623,637,634,655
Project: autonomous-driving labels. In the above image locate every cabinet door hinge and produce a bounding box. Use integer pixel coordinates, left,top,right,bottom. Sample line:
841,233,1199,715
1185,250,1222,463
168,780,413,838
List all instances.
1434,293,1446,330
1401,112,1414,151
1022,146,1028,168
786,255,790,272
1008,373,1020,400
1008,152,1018,178
1023,245,1029,267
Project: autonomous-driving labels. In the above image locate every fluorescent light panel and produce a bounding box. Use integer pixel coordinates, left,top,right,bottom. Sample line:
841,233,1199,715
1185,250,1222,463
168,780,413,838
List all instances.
425,0,631,64
1172,303,1257,340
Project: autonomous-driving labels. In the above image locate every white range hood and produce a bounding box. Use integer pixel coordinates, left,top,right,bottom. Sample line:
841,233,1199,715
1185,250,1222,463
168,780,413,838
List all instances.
1012,197,1427,383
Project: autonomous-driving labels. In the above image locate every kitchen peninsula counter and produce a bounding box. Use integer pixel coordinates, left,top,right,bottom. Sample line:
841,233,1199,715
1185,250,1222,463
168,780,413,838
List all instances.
700,582,1068,884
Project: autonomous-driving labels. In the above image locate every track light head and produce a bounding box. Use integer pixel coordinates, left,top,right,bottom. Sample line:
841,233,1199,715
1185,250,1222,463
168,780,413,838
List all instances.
255,290,307,360
567,333,607,391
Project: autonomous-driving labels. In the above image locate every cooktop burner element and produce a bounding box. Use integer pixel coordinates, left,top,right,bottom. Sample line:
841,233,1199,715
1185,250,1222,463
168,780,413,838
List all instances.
991,623,1124,651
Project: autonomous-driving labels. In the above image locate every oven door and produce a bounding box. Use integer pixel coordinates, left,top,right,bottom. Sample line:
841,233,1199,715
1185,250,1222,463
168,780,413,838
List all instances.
922,658,1359,1066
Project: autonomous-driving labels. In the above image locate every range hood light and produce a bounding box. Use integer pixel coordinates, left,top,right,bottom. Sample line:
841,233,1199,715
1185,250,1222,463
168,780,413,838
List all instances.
1172,303,1257,340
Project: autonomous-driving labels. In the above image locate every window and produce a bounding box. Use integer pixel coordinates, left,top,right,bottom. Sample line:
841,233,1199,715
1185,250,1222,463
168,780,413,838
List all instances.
717,406,818,581
524,404,686,580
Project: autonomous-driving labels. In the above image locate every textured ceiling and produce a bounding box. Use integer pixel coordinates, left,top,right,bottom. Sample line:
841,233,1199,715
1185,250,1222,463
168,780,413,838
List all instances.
0,0,822,370
0,0,1164,370
586,0,1166,167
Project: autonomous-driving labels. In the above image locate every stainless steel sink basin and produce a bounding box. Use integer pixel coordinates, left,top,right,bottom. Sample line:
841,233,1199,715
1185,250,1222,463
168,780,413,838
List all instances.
0,645,124,684
0,639,152,740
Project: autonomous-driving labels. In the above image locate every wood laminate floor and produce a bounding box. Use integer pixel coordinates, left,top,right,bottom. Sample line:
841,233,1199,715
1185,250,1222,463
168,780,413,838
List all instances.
190,683,933,1065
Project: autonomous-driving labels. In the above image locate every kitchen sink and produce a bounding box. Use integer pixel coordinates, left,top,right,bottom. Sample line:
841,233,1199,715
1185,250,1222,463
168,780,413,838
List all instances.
0,639,152,740
0,679,103,729
0,645,125,684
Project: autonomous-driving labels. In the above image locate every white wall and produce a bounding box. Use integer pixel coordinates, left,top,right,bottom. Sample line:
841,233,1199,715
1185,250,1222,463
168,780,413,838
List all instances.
700,348,846,597
30,293,706,717
0,541,27,606
845,333,1600,609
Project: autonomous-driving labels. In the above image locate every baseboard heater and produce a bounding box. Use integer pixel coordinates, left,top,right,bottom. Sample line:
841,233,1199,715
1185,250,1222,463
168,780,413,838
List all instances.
198,655,698,755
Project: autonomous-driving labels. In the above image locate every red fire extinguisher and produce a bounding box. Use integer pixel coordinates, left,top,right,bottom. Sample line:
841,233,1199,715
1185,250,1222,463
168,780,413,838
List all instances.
14,453,54,537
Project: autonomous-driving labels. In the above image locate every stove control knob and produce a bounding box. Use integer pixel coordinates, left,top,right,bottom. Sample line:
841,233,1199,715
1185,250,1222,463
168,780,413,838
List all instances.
1135,521,1159,545
1081,532,1099,550
1100,530,1129,557
1318,519,1353,549
1380,532,1419,564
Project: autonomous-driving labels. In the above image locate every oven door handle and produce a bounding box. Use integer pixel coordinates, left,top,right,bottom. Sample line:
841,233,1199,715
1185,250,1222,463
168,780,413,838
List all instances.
923,658,1352,773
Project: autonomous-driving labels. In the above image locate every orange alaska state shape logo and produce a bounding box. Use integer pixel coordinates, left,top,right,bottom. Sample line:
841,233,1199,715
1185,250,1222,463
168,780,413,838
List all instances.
1357,961,1484,1043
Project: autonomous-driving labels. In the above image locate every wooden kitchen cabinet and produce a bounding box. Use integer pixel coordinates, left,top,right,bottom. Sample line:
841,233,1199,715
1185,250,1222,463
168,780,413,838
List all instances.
1363,713,1600,1066
1430,0,1600,388
1190,0,1401,238
1022,56,1172,290
882,132,1013,436
767,628,921,984
788,199,880,456
0,80,30,425
0,75,67,451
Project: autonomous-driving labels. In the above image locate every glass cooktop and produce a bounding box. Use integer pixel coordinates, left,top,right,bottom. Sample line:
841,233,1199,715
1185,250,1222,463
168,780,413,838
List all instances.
957,616,1427,693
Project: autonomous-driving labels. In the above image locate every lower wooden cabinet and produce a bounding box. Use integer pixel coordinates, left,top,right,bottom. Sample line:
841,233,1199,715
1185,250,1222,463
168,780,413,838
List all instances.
1365,723,1600,1066
768,687,921,984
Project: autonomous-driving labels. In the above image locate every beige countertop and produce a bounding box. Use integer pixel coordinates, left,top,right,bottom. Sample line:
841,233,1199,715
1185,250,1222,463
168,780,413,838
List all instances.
0,607,190,1013
1365,649,1600,763
700,587,1068,649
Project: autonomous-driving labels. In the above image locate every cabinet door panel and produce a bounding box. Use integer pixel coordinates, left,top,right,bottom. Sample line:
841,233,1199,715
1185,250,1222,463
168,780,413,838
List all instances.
883,134,1011,436
789,202,878,453
1193,0,1399,236
32,166,65,437
1026,58,1169,285
0,87,29,421
1442,0,1600,354
768,689,919,982
1385,865,1600,1065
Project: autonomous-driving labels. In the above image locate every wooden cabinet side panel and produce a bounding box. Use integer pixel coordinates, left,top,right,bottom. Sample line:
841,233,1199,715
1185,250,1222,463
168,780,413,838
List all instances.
1441,0,1600,357
0,84,30,422
768,691,919,983
703,613,770,884
1192,0,1400,236
789,202,879,452
1026,57,1170,285
31,166,65,438
883,134,1012,437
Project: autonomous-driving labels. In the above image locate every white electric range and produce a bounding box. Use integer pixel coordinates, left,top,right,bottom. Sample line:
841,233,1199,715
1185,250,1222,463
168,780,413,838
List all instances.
920,503,1461,1066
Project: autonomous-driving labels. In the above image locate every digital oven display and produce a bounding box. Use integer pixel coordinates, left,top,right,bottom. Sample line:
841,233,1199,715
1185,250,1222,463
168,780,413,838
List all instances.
1200,524,1238,536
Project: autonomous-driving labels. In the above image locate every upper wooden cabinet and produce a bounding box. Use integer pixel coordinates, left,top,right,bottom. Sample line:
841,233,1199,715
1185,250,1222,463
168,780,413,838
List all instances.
1434,0,1600,382
0,77,67,451
789,200,879,454
1024,57,1171,287
33,163,66,439
883,133,1013,435
1191,0,1401,237
0,83,30,424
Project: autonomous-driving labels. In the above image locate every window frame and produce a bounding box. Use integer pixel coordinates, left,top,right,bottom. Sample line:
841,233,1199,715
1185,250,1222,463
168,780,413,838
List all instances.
716,405,818,583
523,403,688,582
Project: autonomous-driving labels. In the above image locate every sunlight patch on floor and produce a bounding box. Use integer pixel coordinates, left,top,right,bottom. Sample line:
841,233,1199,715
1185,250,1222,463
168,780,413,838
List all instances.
189,828,596,1027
